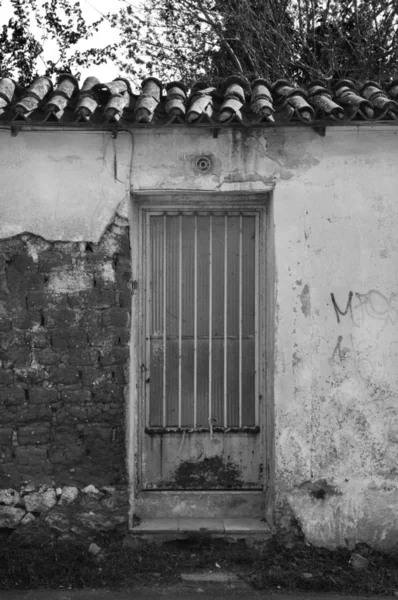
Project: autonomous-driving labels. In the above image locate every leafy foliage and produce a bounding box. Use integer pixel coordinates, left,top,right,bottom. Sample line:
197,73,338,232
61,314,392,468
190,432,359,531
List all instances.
0,0,114,84
2,0,398,85
109,0,398,85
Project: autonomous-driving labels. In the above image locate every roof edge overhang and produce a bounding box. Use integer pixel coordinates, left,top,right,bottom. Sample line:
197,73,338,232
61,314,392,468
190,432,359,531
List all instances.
1,120,398,138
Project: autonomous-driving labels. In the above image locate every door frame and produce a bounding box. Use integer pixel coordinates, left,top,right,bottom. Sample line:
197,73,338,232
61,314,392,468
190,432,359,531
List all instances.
127,191,275,524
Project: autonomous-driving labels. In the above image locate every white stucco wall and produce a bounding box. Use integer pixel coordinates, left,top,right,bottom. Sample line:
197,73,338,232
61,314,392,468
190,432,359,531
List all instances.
0,130,131,241
131,126,398,550
1,124,398,550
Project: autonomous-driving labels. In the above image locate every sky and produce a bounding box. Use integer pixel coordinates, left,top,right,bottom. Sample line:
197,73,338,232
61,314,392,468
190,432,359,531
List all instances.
0,0,140,82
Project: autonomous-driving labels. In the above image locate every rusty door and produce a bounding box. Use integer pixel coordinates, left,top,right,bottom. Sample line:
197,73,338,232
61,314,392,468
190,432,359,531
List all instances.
140,207,265,490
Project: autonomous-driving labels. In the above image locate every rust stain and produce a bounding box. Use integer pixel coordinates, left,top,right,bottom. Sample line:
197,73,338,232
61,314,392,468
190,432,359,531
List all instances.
162,456,244,489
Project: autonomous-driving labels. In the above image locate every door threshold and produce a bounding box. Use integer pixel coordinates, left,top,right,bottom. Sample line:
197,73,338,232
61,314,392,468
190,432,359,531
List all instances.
131,517,271,537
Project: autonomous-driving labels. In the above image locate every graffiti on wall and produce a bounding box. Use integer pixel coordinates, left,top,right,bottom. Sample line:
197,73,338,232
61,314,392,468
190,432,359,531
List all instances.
330,290,398,401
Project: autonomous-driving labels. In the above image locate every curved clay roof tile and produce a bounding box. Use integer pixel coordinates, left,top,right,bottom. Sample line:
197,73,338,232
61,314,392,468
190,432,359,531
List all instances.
15,76,53,117
135,77,162,123
360,81,398,118
387,80,398,100
250,79,274,121
0,78,15,116
219,76,247,122
46,74,79,117
334,79,374,119
105,91,130,122
165,82,187,118
308,80,344,120
187,85,215,123
272,79,314,122
75,76,100,120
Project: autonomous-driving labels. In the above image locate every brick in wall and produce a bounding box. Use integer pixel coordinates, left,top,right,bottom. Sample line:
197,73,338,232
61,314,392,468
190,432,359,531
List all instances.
0,212,131,489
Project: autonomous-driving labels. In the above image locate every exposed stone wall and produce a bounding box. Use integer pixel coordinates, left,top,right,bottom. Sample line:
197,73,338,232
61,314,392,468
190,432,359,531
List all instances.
0,208,131,496
0,483,128,540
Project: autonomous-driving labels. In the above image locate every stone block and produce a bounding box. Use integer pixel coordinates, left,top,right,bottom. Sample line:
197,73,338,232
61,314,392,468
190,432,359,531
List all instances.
58,486,79,505
38,253,72,273
75,310,102,330
8,254,36,274
104,365,127,384
88,328,130,348
93,264,117,290
102,309,130,328
0,369,14,385
99,347,129,366
48,365,80,386
60,389,91,403
0,506,25,528
118,291,131,309
29,388,58,405
17,404,52,422
51,328,89,350
27,292,68,310
92,384,124,404
2,388,25,406
25,331,51,349
14,446,48,465
18,423,51,445
44,307,78,328
14,366,47,385
0,489,20,506
81,367,114,390
24,487,57,512
0,428,13,445
0,317,11,332
68,349,100,366
20,512,36,526
0,406,18,424
34,347,63,366
0,344,31,368
82,484,101,495
69,289,116,309
10,307,42,330
48,441,84,464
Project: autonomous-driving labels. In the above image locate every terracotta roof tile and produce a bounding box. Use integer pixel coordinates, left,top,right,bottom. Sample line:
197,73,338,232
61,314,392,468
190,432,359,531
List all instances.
250,79,274,122
1,73,398,128
165,82,187,120
308,80,344,120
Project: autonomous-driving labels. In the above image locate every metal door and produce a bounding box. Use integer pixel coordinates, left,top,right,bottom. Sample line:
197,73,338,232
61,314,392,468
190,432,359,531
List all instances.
141,209,265,490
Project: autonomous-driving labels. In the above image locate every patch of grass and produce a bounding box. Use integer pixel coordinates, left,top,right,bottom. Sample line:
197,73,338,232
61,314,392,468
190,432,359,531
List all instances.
0,532,397,594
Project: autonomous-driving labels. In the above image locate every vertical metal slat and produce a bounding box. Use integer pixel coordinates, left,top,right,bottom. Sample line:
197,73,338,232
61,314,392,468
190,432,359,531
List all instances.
223,214,228,427
239,213,243,428
145,211,151,427
178,214,182,428
208,215,213,426
254,212,260,426
162,213,167,428
193,214,198,428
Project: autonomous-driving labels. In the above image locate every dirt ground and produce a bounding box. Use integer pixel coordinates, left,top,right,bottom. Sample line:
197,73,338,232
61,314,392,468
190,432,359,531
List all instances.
0,531,397,596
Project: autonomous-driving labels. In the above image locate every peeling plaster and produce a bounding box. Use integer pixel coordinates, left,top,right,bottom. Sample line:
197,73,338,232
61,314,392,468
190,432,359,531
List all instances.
300,284,311,317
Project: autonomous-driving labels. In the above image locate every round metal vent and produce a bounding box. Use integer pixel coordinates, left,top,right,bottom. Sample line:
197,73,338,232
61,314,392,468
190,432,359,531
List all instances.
195,156,212,173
